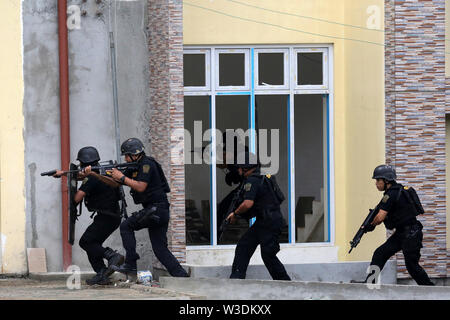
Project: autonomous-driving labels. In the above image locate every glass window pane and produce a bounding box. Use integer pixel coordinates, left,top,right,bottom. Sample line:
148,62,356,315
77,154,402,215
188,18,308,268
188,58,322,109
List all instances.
258,53,284,86
216,95,249,244
297,52,323,85
184,96,211,245
219,53,245,86
184,54,206,87
256,95,289,243
294,95,327,243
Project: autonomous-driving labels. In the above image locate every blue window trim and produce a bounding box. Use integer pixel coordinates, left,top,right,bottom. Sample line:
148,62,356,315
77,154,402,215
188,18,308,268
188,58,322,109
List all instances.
188,47,332,246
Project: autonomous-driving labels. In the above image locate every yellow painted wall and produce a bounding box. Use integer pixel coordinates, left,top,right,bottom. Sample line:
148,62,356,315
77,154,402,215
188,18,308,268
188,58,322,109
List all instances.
183,0,386,261
0,0,27,273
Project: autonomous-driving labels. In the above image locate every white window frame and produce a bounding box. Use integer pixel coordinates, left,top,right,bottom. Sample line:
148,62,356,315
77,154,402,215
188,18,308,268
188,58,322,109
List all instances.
183,49,211,92
294,48,329,91
215,49,250,91
183,44,335,249
254,48,289,90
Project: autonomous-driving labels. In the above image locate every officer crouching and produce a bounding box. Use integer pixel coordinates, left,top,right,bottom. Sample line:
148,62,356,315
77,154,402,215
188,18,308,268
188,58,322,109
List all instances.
54,146,124,285
358,165,434,286
226,151,291,281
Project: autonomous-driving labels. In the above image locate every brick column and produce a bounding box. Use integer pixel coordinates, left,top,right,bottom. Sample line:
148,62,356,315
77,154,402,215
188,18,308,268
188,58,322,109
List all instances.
148,0,186,266
385,0,448,279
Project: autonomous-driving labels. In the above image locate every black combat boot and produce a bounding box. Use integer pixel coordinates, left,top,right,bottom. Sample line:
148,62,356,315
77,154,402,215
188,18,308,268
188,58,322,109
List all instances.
86,268,111,286
103,247,125,278
112,262,137,277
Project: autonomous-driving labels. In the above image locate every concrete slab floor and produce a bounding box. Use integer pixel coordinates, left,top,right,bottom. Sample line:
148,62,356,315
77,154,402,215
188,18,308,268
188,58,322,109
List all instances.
0,278,203,300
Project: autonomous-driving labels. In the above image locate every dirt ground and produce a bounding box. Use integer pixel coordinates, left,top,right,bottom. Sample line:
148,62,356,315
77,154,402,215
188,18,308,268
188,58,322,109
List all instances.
0,278,201,300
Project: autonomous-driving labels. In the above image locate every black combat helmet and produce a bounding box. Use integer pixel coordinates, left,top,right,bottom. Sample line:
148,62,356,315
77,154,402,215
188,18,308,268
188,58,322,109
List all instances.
121,138,145,156
372,164,397,182
77,146,100,165
236,151,259,170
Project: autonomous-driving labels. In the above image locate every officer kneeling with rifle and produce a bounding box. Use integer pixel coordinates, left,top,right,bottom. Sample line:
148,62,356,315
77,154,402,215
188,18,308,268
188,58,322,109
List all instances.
226,151,291,281
351,165,434,286
52,147,125,285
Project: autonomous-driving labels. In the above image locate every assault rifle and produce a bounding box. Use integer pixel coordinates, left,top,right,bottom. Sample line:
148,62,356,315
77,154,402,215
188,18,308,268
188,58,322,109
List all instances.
218,181,246,242
348,204,380,254
43,161,137,245
41,162,138,177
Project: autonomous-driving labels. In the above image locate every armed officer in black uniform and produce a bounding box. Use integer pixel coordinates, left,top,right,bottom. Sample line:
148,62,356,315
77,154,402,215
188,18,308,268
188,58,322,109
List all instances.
109,138,188,277
54,146,125,285
225,151,291,280
361,165,434,285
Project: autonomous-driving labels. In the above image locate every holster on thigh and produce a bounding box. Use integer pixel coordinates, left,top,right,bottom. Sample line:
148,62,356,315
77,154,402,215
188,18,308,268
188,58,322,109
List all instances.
131,206,160,229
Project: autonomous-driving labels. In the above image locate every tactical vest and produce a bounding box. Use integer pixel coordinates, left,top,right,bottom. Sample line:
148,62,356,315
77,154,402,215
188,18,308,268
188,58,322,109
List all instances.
383,184,417,229
246,173,283,217
130,156,170,204
84,186,120,216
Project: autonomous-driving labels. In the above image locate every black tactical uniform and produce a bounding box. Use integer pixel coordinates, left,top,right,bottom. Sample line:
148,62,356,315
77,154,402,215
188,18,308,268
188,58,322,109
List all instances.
75,147,124,285
367,165,434,286
229,154,291,280
78,175,122,272
117,138,188,277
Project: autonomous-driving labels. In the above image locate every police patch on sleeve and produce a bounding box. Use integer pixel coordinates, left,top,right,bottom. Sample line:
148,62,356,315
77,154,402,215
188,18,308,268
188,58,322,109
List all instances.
244,183,252,192
382,195,390,203
143,164,150,174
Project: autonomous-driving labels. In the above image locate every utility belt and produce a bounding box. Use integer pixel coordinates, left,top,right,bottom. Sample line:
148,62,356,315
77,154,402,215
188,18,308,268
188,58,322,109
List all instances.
142,201,170,210
89,209,121,219
258,205,282,221
396,219,422,234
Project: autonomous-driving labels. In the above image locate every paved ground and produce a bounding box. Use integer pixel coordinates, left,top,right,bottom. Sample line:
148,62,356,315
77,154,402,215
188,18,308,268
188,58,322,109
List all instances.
0,278,202,300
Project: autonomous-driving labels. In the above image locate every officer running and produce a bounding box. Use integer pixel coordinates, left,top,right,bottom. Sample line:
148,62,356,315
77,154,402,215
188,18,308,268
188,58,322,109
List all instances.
53,146,125,285
358,165,434,285
108,138,188,277
225,151,291,280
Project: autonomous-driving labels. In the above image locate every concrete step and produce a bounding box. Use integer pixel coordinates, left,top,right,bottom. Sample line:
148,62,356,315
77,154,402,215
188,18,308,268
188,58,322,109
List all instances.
182,261,397,284
160,277,450,300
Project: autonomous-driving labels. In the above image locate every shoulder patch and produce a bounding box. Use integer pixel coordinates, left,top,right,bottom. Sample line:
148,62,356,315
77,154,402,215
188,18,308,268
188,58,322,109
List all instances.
244,183,252,192
82,177,88,185
382,194,390,203
143,164,150,174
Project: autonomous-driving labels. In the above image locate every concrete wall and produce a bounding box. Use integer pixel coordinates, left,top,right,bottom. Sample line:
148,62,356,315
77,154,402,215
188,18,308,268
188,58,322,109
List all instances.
183,0,386,262
22,0,152,272
0,0,28,274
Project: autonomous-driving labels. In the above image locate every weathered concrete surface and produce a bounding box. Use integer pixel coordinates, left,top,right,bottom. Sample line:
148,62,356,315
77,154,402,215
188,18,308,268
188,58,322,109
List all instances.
160,277,450,300
0,278,201,300
182,261,397,284
22,0,152,272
